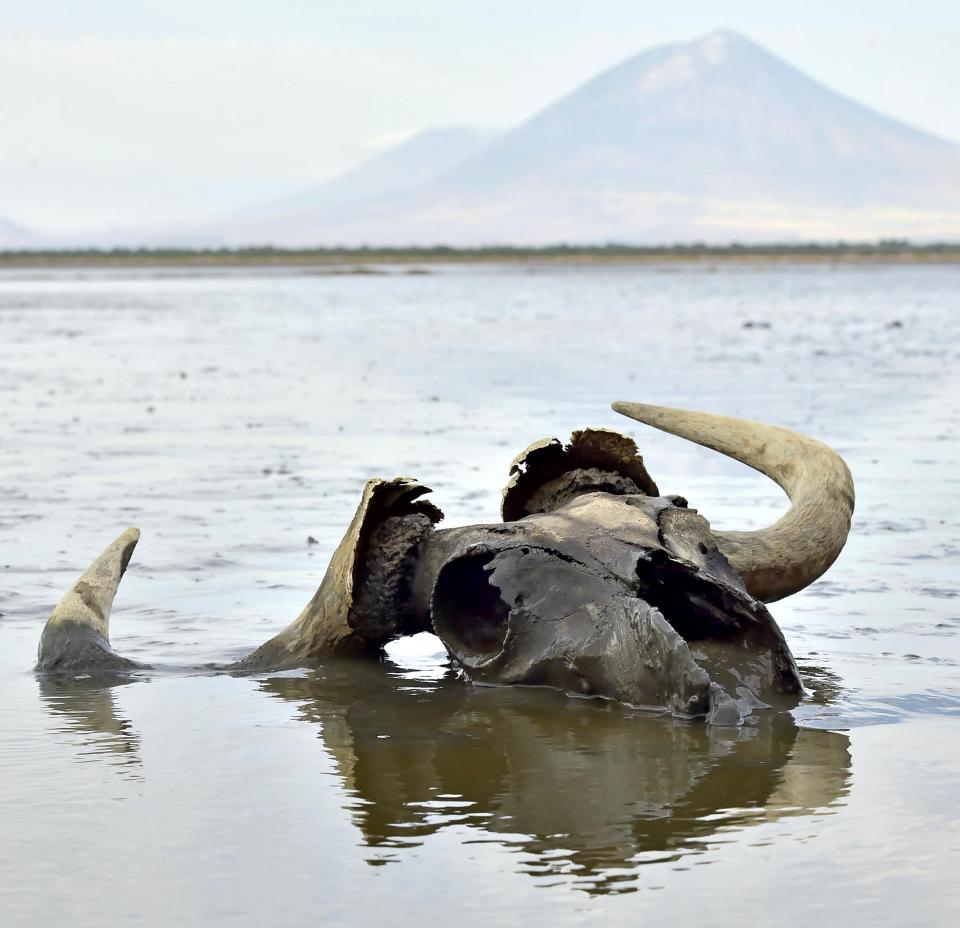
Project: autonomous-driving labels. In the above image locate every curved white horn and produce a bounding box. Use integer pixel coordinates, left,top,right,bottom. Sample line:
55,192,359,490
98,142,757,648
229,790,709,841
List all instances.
613,402,854,602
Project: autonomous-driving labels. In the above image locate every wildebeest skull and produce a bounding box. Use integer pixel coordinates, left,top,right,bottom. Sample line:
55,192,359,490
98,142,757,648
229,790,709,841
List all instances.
36,402,855,724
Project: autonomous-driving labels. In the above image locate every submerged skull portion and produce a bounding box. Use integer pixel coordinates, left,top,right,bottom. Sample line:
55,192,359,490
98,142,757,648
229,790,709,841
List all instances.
35,402,855,726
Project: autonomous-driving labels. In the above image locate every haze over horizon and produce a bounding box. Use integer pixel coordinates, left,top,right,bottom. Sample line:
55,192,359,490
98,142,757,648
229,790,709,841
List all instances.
2,2,959,245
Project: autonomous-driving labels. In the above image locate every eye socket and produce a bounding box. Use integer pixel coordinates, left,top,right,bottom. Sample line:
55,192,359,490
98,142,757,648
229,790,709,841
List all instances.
431,552,510,667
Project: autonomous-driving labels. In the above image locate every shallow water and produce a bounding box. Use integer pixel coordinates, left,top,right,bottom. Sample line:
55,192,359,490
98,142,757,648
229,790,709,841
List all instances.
1,262,959,925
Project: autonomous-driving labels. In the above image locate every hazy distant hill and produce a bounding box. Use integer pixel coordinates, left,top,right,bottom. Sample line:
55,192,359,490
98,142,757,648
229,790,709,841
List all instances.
163,127,493,247
254,127,494,216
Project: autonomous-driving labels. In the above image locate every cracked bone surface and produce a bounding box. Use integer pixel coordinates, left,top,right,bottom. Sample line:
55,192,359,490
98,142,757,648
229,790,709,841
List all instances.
419,491,802,722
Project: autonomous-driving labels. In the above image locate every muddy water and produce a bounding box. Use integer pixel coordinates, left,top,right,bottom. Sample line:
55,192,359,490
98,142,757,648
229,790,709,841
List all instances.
1,263,958,925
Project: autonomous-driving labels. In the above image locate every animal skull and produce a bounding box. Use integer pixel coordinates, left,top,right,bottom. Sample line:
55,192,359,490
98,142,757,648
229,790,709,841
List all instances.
36,403,855,724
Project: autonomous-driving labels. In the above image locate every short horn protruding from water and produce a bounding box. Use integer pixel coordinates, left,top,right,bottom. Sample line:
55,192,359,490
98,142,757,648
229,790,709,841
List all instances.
37,527,142,672
612,402,855,602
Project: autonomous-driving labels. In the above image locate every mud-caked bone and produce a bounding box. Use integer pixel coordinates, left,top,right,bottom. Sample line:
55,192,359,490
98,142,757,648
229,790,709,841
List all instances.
35,403,855,724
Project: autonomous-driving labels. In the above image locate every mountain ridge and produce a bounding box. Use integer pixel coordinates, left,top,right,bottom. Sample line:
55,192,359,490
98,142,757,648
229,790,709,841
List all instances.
221,29,960,245
25,30,960,247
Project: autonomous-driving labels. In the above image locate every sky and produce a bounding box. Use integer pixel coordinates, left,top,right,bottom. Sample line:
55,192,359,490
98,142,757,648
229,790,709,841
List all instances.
2,1,959,233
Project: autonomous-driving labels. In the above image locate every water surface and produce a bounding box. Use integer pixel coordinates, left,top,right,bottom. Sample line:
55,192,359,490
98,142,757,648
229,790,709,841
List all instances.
1,263,958,925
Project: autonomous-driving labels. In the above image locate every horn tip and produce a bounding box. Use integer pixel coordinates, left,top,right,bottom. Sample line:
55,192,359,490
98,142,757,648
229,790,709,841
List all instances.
114,527,141,570
612,401,661,422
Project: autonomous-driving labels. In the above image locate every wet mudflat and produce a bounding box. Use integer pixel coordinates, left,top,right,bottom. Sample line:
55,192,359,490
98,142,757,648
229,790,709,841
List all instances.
1,262,958,925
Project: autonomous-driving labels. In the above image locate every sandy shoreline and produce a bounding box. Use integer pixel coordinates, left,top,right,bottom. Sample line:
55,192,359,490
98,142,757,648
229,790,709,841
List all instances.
2,246,959,270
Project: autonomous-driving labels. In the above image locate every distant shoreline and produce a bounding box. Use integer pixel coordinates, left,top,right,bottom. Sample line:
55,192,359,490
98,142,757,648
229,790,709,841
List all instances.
2,242,959,269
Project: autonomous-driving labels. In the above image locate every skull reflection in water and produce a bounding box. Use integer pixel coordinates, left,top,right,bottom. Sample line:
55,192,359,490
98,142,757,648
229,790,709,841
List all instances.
260,659,852,893
36,403,854,725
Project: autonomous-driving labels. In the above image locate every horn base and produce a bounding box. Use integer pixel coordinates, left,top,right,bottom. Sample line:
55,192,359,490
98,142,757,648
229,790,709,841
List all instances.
37,619,140,673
